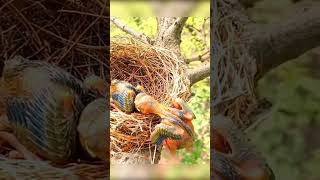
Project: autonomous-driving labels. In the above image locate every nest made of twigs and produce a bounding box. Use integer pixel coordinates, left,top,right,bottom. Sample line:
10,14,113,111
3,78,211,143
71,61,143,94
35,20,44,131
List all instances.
110,38,191,162
212,1,261,130
0,157,107,179
0,0,108,178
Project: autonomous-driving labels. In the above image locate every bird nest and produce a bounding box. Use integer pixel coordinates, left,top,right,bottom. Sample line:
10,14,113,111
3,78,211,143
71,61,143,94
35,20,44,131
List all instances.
110,38,191,163
0,0,108,178
212,1,268,131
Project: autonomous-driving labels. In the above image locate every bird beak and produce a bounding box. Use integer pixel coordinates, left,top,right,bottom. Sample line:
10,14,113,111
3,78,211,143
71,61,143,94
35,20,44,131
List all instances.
184,111,196,121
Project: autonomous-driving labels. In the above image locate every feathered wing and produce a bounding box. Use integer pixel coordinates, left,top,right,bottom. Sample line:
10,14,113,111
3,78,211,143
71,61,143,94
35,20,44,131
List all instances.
3,57,85,163
34,60,88,96
150,123,183,146
111,89,135,113
163,118,194,139
6,85,81,162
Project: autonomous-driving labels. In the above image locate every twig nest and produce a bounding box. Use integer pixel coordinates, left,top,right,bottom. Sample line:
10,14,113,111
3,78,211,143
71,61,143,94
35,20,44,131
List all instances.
110,38,191,163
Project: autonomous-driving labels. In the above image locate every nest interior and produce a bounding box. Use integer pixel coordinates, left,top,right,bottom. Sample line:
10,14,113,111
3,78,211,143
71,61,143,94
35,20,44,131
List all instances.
110,38,191,163
0,0,108,178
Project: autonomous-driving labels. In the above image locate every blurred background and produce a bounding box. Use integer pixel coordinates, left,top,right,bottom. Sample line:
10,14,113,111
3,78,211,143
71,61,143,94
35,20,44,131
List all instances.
110,1,210,179
111,0,209,17
246,0,320,179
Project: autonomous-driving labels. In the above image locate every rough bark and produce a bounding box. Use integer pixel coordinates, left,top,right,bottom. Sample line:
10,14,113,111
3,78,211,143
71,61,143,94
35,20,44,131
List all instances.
248,5,320,79
154,17,188,57
188,2,320,86
188,64,210,85
185,51,210,63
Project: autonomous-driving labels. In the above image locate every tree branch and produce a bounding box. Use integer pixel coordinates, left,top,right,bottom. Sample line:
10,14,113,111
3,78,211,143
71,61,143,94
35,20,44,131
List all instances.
110,17,153,44
185,51,210,63
154,17,189,56
248,5,320,79
188,63,210,85
168,17,188,34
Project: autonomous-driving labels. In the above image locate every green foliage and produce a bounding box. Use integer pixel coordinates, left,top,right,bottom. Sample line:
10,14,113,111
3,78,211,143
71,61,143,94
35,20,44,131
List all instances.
181,18,209,59
252,55,320,179
247,1,320,179
110,17,157,38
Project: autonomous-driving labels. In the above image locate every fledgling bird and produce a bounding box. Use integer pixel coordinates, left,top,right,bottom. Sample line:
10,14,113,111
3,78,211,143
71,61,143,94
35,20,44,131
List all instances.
212,115,275,180
84,74,107,97
170,97,196,122
165,99,195,148
158,98,196,164
150,120,183,146
77,98,108,162
110,79,144,114
1,56,87,164
150,116,194,145
135,93,194,139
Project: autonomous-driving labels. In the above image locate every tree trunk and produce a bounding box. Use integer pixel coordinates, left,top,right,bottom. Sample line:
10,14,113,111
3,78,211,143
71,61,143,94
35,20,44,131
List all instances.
154,17,188,57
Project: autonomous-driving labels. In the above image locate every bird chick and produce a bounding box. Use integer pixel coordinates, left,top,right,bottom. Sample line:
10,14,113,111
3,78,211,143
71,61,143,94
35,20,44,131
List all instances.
135,93,194,138
78,98,108,162
160,98,196,163
110,79,143,114
150,121,183,146
170,97,196,122
1,56,86,164
83,74,107,97
212,115,275,180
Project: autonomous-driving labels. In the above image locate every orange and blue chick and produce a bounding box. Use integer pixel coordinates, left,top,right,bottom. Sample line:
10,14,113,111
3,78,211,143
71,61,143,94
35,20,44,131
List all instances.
134,93,195,146
161,98,196,159
1,56,87,163
110,79,144,114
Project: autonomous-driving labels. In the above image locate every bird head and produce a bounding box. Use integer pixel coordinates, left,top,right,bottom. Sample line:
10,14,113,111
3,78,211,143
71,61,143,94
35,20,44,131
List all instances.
135,85,145,93
84,74,107,96
172,98,196,121
111,79,120,85
3,56,27,75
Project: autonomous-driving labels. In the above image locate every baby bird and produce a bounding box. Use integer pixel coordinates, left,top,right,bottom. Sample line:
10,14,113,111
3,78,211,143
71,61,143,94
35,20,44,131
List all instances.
155,98,196,164
1,56,87,164
84,74,107,97
110,79,144,114
150,120,184,146
135,93,194,140
163,98,195,155
170,97,196,122
135,93,195,159
150,116,194,145
212,115,275,180
78,98,108,162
